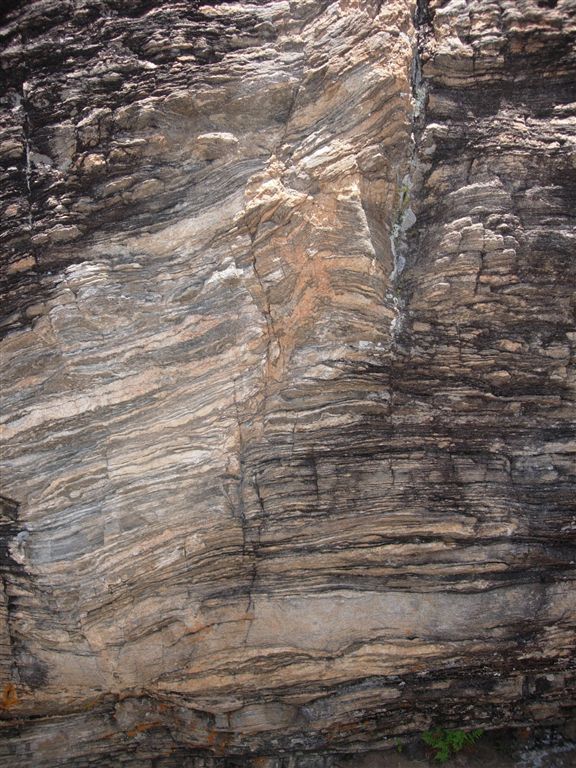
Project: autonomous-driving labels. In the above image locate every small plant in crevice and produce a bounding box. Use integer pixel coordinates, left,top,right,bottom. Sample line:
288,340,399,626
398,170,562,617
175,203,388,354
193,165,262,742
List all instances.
421,727,484,763
399,182,411,210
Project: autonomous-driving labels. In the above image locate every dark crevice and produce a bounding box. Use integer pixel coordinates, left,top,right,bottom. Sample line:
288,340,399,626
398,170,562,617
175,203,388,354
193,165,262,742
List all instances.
0,495,48,691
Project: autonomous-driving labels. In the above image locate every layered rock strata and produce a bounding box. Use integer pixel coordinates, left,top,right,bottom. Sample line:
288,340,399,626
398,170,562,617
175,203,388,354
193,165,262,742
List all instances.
0,0,575,765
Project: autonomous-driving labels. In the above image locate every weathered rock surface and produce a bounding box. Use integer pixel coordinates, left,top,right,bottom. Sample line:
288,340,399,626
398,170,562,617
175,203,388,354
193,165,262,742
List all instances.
0,0,575,765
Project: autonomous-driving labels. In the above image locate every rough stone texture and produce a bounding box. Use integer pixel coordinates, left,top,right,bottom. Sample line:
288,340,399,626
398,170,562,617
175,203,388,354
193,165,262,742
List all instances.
0,0,575,765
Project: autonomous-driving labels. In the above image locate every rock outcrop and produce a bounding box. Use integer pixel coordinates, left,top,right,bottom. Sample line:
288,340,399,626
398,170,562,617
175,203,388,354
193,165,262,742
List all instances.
1,0,575,765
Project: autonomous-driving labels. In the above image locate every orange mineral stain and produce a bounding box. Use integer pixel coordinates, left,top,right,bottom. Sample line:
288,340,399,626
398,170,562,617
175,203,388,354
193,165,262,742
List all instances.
0,682,18,710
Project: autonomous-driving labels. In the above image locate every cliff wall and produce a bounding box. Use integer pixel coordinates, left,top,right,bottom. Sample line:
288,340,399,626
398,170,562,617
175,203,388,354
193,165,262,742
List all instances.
0,1,575,765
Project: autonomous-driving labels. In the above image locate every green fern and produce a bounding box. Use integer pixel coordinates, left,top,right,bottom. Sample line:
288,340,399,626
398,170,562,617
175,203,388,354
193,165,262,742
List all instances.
422,728,484,763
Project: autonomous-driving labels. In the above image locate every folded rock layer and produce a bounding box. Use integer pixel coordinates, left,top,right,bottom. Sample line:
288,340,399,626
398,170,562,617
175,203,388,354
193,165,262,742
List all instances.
0,0,575,765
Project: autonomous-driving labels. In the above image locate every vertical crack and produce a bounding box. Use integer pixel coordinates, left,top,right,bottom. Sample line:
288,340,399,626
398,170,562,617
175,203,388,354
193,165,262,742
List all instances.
230,383,265,647
389,0,431,348
21,89,33,231
242,471,265,647
250,231,281,379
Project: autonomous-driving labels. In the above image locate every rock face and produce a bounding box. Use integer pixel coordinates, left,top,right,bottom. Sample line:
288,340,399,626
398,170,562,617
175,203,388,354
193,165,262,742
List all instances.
1,0,575,765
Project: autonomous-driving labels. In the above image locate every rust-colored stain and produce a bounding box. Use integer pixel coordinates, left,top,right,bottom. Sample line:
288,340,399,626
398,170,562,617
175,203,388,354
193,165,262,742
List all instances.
126,720,162,737
0,682,18,710
253,757,272,768
206,727,233,755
